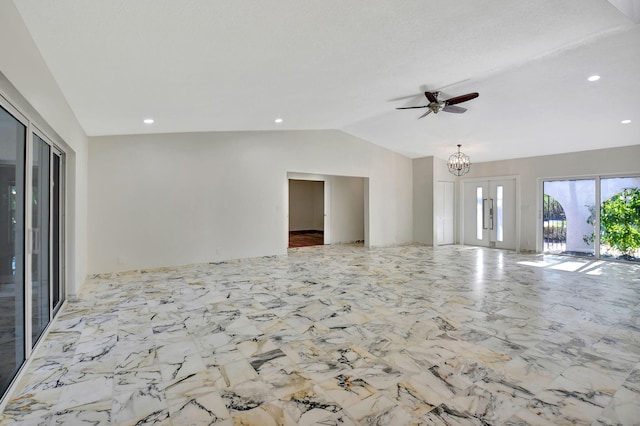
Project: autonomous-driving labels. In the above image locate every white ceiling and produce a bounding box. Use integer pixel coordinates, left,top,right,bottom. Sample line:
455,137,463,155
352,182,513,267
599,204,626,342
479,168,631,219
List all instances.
13,0,640,162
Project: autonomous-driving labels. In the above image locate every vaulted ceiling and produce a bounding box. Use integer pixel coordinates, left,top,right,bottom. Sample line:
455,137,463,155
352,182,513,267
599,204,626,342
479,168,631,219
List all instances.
13,0,640,162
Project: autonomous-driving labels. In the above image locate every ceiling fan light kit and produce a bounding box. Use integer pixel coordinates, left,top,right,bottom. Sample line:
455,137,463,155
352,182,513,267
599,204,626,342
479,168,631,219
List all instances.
447,144,471,176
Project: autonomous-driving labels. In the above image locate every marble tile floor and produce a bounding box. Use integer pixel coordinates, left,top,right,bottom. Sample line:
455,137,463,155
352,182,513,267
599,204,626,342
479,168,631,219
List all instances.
1,244,640,425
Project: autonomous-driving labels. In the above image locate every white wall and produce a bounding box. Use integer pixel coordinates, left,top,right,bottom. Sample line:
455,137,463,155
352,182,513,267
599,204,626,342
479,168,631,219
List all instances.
0,1,88,296
412,156,433,244
413,156,455,246
289,180,324,231
460,144,640,252
88,130,412,273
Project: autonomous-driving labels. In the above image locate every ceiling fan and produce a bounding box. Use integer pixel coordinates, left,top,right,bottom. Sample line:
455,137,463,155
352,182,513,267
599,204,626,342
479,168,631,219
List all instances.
397,91,479,118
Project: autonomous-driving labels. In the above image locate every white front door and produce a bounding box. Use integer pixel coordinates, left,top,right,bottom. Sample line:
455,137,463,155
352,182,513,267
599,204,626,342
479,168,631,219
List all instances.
463,178,517,249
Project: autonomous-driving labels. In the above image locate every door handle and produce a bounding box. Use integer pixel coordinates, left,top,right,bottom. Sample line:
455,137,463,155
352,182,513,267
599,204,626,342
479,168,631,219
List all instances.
482,199,488,229
31,228,40,254
489,198,494,230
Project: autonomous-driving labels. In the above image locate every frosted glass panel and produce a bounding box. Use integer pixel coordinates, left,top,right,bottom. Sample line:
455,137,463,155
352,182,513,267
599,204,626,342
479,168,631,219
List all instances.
476,187,483,240
496,186,503,242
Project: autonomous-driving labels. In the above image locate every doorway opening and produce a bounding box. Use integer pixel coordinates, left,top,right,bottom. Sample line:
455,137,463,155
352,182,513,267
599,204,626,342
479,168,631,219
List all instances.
288,179,324,248
286,173,367,250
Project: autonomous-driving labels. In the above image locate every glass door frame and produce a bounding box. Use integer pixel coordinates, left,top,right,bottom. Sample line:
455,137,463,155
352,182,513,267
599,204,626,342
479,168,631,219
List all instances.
0,96,28,403
540,177,599,258
26,125,65,350
50,147,65,317
538,173,640,261
0,92,66,406
31,126,65,320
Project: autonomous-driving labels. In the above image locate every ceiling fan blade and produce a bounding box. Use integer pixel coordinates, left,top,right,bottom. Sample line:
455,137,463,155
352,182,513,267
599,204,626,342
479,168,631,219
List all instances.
445,92,479,105
418,110,432,119
442,105,467,114
424,91,438,103
396,106,429,109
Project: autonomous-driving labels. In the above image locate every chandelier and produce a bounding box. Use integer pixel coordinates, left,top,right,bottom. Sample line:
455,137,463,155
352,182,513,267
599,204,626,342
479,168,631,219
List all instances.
447,144,471,176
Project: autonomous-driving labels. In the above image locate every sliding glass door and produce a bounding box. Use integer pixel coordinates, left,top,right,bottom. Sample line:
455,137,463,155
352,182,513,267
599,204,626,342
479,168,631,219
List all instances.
0,104,27,398
600,177,640,261
51,152,62,312
31,133,51,345
0,99,65,401
543,179,596,256
543,176,640,262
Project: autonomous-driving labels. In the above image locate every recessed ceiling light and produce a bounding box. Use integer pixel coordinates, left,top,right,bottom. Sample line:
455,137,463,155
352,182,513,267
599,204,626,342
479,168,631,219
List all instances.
143,118,154,124
274,118,283,124
587,75,600,82
621,119,631,124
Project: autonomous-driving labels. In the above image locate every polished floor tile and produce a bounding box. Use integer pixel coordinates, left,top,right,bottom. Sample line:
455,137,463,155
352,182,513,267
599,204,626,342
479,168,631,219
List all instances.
1,244,639,425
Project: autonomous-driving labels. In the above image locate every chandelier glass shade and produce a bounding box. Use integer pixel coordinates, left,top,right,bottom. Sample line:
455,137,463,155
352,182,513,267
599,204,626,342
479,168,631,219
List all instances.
447,144,471,176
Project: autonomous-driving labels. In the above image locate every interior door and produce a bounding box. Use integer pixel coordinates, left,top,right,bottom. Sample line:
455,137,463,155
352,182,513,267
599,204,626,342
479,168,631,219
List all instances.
491,179,516,249
436,181,454,245
464,181,489,247
463,178,516,249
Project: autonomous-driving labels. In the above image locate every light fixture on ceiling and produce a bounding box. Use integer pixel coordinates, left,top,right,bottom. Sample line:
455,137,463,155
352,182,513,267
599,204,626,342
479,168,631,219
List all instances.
143,118,154,124
447,144,471,176
588,75,600,82
621,119,631,124
274,118,283,124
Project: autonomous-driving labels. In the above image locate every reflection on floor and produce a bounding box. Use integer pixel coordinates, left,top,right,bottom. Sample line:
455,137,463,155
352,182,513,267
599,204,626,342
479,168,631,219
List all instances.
0,285,20,396
2,244,640,425
288,230,324,248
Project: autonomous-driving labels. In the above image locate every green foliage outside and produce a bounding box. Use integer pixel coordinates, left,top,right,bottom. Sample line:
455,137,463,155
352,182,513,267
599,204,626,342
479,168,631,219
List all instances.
584,187,640,259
